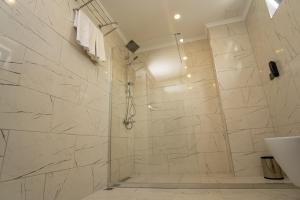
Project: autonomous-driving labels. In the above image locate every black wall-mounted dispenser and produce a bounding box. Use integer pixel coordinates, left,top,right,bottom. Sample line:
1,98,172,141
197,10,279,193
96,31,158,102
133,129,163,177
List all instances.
269,61,280,80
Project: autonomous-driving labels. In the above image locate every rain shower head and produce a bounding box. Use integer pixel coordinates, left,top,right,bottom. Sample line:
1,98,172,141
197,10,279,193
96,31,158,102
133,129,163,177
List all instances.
126,40,140,53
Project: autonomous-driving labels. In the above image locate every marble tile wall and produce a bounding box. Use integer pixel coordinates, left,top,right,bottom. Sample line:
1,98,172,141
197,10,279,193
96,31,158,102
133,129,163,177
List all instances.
209,22,275,177
0,0,125,199
133,40,233,177
246,0,300,137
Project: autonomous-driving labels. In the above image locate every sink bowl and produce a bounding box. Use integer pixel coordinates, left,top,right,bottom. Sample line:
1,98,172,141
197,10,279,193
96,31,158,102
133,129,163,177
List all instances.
265,136,300,187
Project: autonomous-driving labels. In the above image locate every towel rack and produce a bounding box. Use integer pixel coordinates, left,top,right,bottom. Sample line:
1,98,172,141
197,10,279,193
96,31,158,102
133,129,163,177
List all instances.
74,0,119,37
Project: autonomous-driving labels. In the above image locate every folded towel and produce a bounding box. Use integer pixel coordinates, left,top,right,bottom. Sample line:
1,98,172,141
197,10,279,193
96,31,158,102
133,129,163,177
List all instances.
87,22,97,57
73,9,106,62
96,28,106,61
75,10,90,49
73,9,79,27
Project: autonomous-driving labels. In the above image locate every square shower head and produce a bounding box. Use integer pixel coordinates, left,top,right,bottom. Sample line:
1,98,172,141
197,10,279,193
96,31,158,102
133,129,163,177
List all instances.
126,40,140,53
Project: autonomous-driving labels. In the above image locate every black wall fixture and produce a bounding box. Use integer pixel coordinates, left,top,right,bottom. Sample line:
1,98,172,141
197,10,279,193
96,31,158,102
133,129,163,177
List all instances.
269,61,280,80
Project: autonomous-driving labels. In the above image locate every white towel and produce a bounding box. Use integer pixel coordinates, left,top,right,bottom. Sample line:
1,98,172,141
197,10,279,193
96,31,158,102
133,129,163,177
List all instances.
87,22,97,58
96,28,106,61
75,10,90,49
73,9,106,62
73,9,79,27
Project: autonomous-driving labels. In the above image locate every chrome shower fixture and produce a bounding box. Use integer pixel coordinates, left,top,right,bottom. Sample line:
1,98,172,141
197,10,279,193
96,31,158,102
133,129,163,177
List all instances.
123,81,136,130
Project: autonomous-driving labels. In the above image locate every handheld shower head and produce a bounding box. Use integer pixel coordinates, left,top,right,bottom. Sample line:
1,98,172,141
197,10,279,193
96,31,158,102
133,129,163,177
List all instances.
127,56,139,65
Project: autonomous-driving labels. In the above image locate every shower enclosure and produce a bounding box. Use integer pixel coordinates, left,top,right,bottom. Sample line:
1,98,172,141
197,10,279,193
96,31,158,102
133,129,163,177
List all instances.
109,37,234,187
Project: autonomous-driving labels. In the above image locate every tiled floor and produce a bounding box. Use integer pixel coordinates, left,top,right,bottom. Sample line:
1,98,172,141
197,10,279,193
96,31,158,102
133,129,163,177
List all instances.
124,174,291,184
82,188,300,200
114,175,293,189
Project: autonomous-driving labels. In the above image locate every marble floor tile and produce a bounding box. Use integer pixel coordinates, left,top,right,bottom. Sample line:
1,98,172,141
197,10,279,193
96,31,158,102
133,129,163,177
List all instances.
82,188,300,200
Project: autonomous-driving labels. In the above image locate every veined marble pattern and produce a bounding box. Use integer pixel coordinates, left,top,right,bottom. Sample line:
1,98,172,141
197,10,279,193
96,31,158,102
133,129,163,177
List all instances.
130,40,233,177
0,0,125,199
82,188,300,200
246,0,300,138
209,22,275,177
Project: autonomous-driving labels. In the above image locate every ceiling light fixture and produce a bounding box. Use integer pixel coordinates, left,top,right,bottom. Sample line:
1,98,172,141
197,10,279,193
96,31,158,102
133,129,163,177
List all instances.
183,56,188,60
187,74,192,78
179,38,184,43
5,0,15,4
174,14,181,20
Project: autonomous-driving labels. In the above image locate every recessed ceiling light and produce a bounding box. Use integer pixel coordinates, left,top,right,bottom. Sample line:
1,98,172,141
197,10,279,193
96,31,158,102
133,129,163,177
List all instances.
183,56,188,60
174,14,181,20
179,38,184,43
187,74,192,78
5,0,15,4
184,66,188,69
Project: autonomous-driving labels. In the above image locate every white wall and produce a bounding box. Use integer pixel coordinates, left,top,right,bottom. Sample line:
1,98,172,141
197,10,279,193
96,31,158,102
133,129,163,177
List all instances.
209,22,275,177
132,40,233,176
0,0,124,199
246,0,300,137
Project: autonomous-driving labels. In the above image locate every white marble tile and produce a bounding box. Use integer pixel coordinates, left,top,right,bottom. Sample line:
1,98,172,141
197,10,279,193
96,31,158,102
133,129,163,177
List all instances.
0,36,25,67
119,157,134,180
251,128,275,152
229,130,254,153
0,129,8,156
185,80,218,100
44,167,93,200
1,131,76,181
0,157,3,171
246,0,300,139
217,68,262,90
82,188,300,200
204,152,231,174
184,97,221,115
189,50,213,67
276,124,300,137
20,49,88,103
0,63,21,85
210,35,252,56
220,86,267,109
209,22,247,39
214,51,257,72
0,85,53,132
51,98,108,136
0,1,62,63
224,106,272,131
111,138,129,160
196,133,227,153
34,0,71,39
0,174,45,200
174,190,223,200
198,114,226,133
60,40,105,86
289,56,300,97
184,39,211,53
79,83,109,112
264,73,300,127
75,136,108,167
91,162,107,191
232,152,264,177
0,0,123,198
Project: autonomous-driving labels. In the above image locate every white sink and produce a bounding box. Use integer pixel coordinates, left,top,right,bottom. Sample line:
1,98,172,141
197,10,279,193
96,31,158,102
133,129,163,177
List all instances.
265,136,300,187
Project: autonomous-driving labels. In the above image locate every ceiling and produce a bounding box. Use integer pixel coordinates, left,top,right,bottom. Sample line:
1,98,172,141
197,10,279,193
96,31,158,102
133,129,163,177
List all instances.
101,0,251,51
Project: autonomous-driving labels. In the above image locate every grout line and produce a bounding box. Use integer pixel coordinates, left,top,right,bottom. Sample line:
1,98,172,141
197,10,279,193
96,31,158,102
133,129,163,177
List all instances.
0,131,10,180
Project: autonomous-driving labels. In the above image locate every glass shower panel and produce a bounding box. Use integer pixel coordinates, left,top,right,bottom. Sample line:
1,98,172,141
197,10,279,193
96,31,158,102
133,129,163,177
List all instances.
110,46,135,185
109,38,234,186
